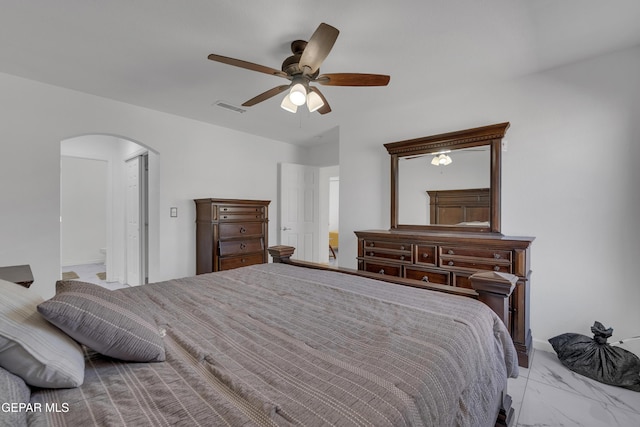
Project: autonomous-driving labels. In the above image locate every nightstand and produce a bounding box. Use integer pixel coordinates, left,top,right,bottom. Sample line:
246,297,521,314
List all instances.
0,264,34,288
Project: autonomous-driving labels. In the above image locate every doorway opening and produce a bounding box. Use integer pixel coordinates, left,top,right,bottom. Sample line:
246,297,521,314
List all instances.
328,175,339,265
60,135,158,288
278,163,339,265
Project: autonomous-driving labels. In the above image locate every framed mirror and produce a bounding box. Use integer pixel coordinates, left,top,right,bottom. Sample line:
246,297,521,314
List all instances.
384,122,509,234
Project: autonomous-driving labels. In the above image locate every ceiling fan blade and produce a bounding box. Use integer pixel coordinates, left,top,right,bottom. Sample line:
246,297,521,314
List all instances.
316,73,390,86
208,54,288,79
299,23,339,75
309,87,332,114
242,85,290,107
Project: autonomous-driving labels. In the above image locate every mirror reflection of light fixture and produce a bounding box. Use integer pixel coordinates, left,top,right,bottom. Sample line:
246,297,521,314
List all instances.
431,153,452,166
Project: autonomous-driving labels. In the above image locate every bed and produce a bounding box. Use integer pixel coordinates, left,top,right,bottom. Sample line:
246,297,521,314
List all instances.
1,247,518,427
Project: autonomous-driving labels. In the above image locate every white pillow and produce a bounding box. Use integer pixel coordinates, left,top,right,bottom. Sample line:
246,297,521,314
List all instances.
0,278,84,388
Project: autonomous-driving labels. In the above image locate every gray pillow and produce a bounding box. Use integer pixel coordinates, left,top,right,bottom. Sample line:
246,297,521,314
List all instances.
0,366,30,427
0,279,84,388
38,281,165,362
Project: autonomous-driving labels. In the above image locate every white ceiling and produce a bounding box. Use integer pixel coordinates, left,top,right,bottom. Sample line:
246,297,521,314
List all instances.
1,0,639,146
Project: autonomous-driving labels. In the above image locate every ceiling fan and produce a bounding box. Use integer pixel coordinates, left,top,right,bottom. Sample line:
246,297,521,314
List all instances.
207,23,390,114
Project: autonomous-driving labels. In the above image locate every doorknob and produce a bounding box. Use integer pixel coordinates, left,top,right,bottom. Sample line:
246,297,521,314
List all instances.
281,227,292,231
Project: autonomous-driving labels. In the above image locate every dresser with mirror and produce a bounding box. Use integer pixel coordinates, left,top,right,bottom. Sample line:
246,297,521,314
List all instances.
355,122,535,367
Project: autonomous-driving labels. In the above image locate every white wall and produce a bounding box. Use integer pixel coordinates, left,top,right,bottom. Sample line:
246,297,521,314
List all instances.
339,45,640,352
329,176,339,232
302,126,340,167
60,156,107,266
0,72,303,299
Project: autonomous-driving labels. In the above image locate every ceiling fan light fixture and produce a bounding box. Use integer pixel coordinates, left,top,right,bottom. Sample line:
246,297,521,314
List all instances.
280,94,298,113
306,91,325,112
208,23,391,116
289,83,307,106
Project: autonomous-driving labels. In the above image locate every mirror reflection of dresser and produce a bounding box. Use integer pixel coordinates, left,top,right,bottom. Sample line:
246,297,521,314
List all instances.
355,122,536,367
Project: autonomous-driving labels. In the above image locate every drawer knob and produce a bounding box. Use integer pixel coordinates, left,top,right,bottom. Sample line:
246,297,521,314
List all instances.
494,266,500,271
422,253,429,258
378,269,385,275
369,252,375,257
369,243,375,247
400,245,405,250
242,258,246,263
240,243,247,250
240,227,246,233
448,250,454,255
494,253,501,259
400,255,405,261
448,261,454,266
421,276,429,282
222,215,228,219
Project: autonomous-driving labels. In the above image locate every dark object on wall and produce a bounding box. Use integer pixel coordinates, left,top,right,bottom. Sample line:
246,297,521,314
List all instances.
549,321,640,392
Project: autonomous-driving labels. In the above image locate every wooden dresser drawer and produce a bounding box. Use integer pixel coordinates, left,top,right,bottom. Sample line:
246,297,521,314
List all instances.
452,272,473,289
415,245,437,265
219,253,264,271
363,240,410,251
219,239,264,256
405,266,450,285
363,250,411,263
362,261,402,277
219,222,264,239
440,246,512,262
439,257,512,273
218,205,265,221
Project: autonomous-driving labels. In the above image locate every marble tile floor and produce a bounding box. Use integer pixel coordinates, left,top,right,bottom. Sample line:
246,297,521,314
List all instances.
61,263,129,291
509,349,640,426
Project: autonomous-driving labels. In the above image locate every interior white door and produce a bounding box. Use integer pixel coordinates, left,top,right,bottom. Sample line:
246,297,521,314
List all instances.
125,157,142,286
279,163,320,262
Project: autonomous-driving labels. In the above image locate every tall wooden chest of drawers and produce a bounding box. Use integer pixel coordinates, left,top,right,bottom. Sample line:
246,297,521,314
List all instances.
195,198,270,274
355,229,534,368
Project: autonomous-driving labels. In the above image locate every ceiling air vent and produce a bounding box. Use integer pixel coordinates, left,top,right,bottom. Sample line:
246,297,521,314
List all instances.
214,101,246,114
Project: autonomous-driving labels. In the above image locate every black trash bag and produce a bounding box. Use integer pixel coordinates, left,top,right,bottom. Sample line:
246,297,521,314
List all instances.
548,321,640,392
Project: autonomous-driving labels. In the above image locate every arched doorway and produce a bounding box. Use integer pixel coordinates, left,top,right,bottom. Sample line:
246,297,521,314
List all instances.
60,134,159,287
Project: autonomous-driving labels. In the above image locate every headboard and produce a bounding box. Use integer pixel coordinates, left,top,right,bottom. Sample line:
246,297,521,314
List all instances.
427,188,490,225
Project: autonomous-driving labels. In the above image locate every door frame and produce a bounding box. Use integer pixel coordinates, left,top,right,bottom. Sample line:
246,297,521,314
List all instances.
125,152,149,286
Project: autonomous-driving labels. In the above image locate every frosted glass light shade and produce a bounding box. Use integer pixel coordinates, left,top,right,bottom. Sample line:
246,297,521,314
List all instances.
431,154,452,165
289,83,307,106
280,94,298,113
306,91,324,112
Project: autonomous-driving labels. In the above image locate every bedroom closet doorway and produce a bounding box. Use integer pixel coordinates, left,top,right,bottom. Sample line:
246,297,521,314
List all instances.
60,135,158,288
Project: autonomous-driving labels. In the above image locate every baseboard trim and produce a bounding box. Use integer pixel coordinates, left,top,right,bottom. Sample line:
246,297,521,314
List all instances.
61,258,105,268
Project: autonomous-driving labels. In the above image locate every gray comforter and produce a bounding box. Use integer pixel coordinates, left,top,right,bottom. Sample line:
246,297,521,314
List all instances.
29,263,518,427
